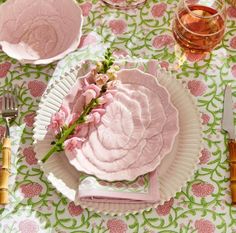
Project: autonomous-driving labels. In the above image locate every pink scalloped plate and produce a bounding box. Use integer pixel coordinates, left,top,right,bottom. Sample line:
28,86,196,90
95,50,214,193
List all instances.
63,69,179,181
0,0,83,64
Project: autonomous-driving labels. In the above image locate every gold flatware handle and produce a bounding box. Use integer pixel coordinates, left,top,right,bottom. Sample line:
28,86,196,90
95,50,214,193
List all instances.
229,140,236,205
0,138,11,205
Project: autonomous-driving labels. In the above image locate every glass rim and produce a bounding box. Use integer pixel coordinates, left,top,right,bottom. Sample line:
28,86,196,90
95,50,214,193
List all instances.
183,0,226,19
175,12,225,36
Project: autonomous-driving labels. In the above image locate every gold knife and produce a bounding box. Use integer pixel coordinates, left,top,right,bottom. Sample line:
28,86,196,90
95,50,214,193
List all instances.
222,84,236,205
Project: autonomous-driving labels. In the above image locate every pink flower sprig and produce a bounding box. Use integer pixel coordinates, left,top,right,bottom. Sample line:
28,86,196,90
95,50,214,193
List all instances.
41,49,118,163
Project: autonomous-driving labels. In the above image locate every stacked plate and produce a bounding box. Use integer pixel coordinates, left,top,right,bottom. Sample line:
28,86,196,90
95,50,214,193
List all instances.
33,56,201,215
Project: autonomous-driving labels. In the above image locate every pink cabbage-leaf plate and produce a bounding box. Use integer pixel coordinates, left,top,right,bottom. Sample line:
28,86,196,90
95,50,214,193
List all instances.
61,68,179,181
33,57,201,215
0,0,83,64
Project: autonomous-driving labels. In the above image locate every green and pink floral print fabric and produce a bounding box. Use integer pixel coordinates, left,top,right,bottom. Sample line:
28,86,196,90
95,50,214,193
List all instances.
0,0,236,232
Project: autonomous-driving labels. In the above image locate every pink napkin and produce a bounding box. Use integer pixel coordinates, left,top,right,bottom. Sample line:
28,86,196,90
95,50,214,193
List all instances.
76,169,160,204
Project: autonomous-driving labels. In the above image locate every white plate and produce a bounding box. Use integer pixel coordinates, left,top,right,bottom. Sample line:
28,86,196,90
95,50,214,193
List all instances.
33,59,201,215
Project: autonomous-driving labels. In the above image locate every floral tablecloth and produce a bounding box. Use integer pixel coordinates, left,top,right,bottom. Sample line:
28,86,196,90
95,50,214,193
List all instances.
0,0,236,232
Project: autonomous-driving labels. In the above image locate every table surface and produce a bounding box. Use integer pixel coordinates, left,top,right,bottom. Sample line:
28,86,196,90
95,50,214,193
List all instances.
0,0,236,232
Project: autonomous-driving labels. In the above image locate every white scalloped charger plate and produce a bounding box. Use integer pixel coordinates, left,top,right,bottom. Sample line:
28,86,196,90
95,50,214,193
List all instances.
33,59,201,215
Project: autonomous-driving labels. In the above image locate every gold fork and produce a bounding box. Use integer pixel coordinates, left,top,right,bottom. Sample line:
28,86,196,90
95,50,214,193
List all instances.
0,86,18,205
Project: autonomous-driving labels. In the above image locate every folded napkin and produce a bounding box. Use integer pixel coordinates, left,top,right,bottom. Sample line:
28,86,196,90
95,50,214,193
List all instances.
75,169,160,204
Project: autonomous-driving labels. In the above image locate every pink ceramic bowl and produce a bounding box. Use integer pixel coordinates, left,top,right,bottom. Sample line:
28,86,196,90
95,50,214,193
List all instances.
0,0,83,64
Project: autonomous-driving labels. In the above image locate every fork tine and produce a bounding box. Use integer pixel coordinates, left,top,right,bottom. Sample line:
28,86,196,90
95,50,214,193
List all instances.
6,86,10,110
13,85,18,110
9,86,15,109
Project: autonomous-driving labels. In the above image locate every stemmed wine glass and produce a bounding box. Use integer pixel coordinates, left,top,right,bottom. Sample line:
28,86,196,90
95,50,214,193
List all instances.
172,0,226,53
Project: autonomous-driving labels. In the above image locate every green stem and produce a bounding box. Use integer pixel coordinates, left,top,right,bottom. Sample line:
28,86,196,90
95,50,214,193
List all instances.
41,98,98,163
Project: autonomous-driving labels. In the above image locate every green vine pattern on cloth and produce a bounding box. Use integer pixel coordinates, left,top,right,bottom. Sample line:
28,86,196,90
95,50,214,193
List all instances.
0,0,236,232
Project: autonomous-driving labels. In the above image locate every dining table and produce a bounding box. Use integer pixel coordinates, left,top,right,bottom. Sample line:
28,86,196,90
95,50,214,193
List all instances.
0,0,236,232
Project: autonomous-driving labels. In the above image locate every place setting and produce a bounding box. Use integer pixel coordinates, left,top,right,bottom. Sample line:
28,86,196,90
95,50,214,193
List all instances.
0,0,235,231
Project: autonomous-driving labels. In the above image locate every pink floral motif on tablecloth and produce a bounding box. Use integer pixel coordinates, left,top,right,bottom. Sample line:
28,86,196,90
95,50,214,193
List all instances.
24,113,36,127
19,219,39,233
113,49,129,57
152,35,174,49
199,148,211,164
20,183,43,198
23,147,38,165
109,20,127,35
79,34,98,48
28,80,47,97
155,198,174,216
192,183,214,197
114,181,125,188
0,62,11,78
137,176,145,186
107,219,128,233
0,125,5,138
151,3,167,18
227,6,236,18
159,61,169,70
80,2,92,16
231,64,236,78
230,36,236,49
68,202,83,216
187,80,207,97
195,219,215,233
201,113,210,124
185,52,206,62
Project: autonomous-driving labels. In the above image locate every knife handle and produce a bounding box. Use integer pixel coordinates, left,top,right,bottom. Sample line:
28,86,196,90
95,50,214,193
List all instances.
0,138,11,205
228,140,236,205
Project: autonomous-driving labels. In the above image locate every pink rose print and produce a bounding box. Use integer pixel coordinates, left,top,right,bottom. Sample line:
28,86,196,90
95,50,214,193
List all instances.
201,113,210,125
113,49,128,57
23,147,38,165
114,182,125,188
19,219,39,233
20,183,43,198
159,61,169,70
227,6,236,18
28,80,46,97
185,52,206,62
80,2,92,16
109,20,127,35
195,219,215,233
230,36,236,49
68,202,83,216
137,176,145,186
24,113,36,127
192,183,214,197
0,125,5,138
107,219,128,233
155,198,174,216
187,80,207,97
151,3,167,18
0,62,11,78
78,34,97,48
231,64,236,78
199,148,211,164
234,103,236,109
152,35,174,49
